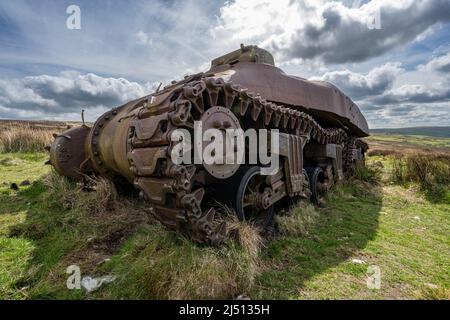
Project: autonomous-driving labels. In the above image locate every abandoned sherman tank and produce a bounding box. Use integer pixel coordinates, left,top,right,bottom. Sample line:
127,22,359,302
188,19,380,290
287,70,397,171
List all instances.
48,45,369,245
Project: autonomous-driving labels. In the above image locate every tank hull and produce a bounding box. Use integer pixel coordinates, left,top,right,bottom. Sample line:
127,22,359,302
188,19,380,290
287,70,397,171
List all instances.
47,45,370,245
209,62,369,137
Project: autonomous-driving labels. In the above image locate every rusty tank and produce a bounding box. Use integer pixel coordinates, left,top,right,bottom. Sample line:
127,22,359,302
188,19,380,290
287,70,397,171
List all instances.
48,45,369,245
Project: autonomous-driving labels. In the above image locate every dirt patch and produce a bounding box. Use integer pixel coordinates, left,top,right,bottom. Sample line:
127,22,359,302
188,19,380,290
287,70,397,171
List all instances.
382,185,426,204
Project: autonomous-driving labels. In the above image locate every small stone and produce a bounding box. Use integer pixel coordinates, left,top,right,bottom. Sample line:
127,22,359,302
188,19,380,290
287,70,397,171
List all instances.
351,258,366,264
20,180,31,186
414,216,421,221
235,294,251,300
97,258,111,266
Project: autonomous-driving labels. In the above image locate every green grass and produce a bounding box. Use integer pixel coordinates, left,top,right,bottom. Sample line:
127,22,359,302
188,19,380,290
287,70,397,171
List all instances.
0,142,449,300
0,154,260,300
0,153,49,184
255,181,449,299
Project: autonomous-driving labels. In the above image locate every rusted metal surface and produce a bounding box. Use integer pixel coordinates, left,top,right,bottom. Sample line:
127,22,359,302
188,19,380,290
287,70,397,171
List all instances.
49,125,91,180
208,45,369,137
48,45,369,245
200,106,241,179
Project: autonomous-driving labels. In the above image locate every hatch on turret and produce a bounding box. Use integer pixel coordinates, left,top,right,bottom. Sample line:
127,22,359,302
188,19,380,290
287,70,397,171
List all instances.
211,44,275,68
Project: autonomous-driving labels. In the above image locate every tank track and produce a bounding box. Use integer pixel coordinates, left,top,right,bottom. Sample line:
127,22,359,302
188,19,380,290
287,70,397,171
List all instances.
343,137,369,173
127,74,351,245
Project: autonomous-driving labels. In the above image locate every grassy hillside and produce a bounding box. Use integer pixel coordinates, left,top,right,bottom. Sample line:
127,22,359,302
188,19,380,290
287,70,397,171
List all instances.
366,134,450,156
0,123,449,300
370,127,450,138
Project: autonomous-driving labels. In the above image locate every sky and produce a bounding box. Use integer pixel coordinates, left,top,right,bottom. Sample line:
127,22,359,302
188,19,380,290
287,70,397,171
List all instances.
0,0,449,128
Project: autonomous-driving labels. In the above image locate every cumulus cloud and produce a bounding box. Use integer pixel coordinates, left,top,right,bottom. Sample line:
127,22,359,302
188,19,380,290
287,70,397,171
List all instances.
359,55,450,107
0,71,154,120
212,0,450,64
364,102,450,128
312,62,403,99
420,52,450,73
0,0,449,128
372,83,450,105
312,55,450,127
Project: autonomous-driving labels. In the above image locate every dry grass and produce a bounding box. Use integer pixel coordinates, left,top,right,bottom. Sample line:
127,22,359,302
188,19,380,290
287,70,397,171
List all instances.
366,134,450,156
0,123,56,153
367,134,449,200
28,172,264,299
277,202,319,237
226,215,263,260
95,206,264,300
40,171,152,263
0,120,85,153
391,153,450,195
215,202,264,260
415,286,450,300
43,171,121,213
367,148,400,157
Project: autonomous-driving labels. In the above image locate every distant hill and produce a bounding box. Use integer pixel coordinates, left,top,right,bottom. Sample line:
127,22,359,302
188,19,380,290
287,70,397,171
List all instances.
370,127,450,138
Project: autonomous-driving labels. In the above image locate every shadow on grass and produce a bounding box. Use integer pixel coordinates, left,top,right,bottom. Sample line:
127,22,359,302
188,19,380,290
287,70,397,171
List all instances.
254,180,382,299
4,173,382,300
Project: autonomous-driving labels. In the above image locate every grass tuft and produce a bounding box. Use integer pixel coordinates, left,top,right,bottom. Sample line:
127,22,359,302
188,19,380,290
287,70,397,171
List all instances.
391,153,450,201
95,220,262,299
415,287,450,300
353,162,382,183
215,203,263,260
277,202,319,237
0,123,55,153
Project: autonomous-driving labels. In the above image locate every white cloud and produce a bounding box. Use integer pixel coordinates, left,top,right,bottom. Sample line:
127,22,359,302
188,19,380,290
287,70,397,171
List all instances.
373,82,450,105
313,55,450,127
0,0,449,128
420,52,450,73
212,0,450,64
365,102,450,128
312,62,403,99
0,71,155,121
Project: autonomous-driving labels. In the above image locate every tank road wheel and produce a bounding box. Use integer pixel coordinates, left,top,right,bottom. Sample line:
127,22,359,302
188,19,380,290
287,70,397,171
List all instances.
305,167,325,206
233,167,275,230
